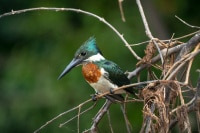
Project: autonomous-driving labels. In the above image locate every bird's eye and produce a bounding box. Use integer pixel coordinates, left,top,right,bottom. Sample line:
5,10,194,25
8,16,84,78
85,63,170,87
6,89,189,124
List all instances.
80,52,86,56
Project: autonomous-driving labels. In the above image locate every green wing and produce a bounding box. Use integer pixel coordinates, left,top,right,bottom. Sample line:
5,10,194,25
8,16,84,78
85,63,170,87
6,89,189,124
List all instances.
96,60,133,94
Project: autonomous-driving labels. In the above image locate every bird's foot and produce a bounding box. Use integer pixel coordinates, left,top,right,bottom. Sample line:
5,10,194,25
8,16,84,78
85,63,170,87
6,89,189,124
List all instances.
92,93,98,101
110,88,114,94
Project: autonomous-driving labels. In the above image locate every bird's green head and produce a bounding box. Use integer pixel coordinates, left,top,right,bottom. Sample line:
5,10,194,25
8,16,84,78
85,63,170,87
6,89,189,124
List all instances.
58,37,104,79
74,36,103,61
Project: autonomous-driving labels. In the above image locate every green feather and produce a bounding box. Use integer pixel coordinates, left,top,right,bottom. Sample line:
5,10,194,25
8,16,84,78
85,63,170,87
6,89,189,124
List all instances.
95,60,134,94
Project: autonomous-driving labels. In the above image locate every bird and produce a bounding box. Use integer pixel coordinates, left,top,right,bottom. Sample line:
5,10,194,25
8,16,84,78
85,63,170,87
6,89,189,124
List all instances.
58,37,134,102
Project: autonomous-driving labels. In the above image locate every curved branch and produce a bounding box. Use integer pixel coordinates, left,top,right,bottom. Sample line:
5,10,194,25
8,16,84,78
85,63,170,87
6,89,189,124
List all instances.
0,7,141,60
175,15,200,29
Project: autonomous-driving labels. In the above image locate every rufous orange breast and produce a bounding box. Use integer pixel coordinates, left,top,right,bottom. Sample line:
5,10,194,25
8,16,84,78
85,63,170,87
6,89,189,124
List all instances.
82,63,102,83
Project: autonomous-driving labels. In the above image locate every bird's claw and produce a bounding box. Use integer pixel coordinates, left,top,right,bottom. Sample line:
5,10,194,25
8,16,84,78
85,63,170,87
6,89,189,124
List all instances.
92,94,98,101
110,88,114,94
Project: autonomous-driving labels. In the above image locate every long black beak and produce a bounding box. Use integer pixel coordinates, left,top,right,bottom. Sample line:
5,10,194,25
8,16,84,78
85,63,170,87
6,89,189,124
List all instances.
58,58,82,80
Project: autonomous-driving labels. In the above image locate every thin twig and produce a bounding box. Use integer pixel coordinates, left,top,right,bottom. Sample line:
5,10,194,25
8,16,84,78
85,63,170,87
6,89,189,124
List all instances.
175,32,200,62
130,40,150,46
59,101,97,128
166,49,200,80
162,33,175,76
130,30,200,47
172,30,200,41
136,0,152,39
184,44,200,84
163,51,192,80
195,70,200,100
128,43,186,79
129,32,200,79
175,15,200,29
34,98,93,133
195,71,200,131
177,82,185,105
0,7,141,60
120,103,132,133
89,100,113,133
140,102,155,133
136,0,164,64
196,110,200,132
77,104,81,133
95,80,158,100
170,97,195,115
118,0,126,22
107,110,114,133
170,73,200,130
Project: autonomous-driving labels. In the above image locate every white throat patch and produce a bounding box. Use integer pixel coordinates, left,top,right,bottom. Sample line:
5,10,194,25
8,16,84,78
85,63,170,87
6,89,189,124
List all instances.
85,53,105,62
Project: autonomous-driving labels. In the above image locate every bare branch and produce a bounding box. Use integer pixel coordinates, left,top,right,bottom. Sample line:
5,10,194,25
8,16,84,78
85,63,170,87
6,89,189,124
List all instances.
140,102,155,133
162,32,200,80
175,15,200,29
118,0,126,22
86,100,113,133
2,4,200,133
120,103,132,133
128,32,200,79
175,32,200,62
169,71,200,130
107,110,114,133
172,30,200,41
196,70,200,100
34,99,93,133
130,30,200,47
128,43,186,79
136,0,164,64
136,0,153,39
0,7,141,60
184,45,200,84
59,103,96,128
95,80,158,100
166,49,200,80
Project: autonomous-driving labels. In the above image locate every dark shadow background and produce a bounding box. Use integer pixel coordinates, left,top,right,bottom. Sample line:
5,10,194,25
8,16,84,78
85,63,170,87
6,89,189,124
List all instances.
0,0,199,132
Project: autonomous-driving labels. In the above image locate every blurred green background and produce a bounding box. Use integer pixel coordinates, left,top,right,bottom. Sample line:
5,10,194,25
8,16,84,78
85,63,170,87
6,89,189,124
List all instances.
0,0,199,133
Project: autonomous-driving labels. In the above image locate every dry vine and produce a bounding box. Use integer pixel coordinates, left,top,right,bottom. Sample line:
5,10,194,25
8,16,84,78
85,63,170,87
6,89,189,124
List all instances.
1,0,200,133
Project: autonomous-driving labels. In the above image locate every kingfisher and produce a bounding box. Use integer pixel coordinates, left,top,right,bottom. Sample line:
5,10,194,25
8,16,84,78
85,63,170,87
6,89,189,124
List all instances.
58,37,133,102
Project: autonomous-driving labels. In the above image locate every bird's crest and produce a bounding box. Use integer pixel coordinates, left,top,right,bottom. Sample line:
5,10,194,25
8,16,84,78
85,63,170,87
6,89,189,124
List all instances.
75,37,103,57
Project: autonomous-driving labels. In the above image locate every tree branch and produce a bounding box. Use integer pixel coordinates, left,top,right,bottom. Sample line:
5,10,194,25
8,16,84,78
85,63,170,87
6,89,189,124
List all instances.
140,102,155,133
84,100,113,133
128,42,186,79
118,0,126,22
170,71,200,130
136,0,164,64
128,32,200,79
175,15,200,29
175,32,200,62
2,4,200,133
0,7,141,60
34,99,93,133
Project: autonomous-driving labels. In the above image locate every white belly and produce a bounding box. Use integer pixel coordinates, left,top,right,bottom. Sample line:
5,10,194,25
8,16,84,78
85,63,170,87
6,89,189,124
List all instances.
89,76,126,94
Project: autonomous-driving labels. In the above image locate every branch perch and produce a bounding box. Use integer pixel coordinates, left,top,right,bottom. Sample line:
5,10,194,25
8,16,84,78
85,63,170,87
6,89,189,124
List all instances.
1,4,200,133
84,100,113,133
